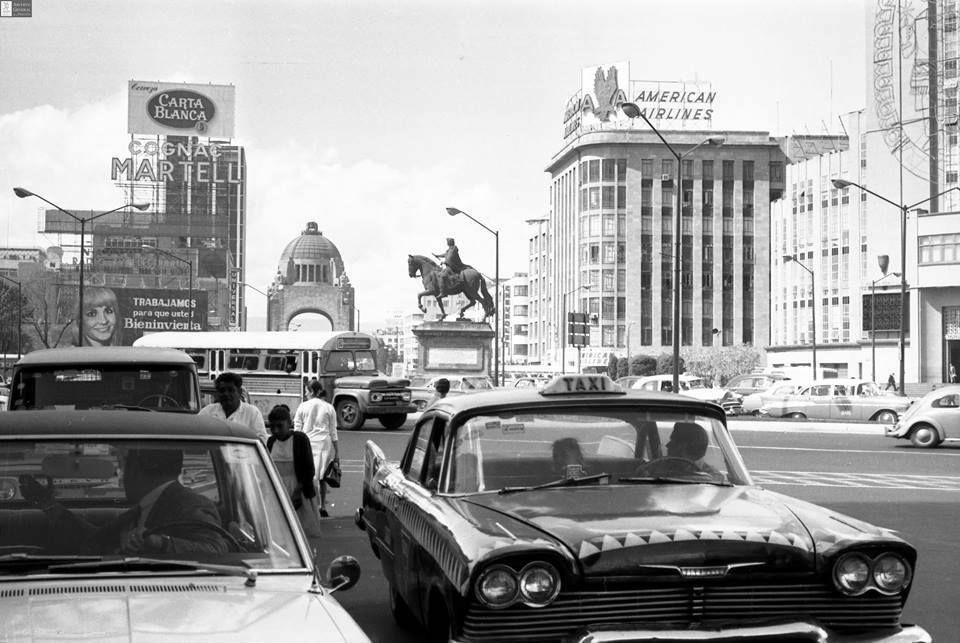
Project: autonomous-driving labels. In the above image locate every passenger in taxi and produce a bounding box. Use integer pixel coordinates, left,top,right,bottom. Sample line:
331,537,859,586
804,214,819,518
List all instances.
552,437,587,478
21,449,231,555
665,422,720,476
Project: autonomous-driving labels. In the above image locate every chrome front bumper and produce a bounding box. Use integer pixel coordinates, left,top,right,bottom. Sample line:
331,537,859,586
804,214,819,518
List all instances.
559,620,931,643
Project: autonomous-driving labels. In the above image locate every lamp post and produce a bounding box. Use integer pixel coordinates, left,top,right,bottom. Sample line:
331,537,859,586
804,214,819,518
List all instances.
0,274,22,358
446,207,500,385
832,179,960,394
561,284,592,375
354,306,361,332
619,103,723,391
783,254,817,380
14,188,149,346
871,256,901,383
241,283,270,331
142,246,193,331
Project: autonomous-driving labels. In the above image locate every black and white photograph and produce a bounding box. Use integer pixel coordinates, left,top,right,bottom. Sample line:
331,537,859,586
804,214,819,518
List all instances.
0,0,955,640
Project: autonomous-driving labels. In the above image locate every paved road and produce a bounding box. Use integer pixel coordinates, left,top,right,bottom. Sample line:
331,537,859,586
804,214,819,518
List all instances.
316,417,959,641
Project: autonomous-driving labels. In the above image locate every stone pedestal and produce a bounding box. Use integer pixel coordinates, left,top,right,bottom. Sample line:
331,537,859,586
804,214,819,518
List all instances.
411,321,494,378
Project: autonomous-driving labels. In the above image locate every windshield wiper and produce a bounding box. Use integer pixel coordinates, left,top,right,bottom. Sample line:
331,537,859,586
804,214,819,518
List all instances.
498,472,611,495
48,557,258,586
98,404,154,411
0,553,103,573
619,475,732,486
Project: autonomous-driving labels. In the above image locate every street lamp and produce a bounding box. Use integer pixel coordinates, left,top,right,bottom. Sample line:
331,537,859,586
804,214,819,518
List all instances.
832,178,960,393
620,103,724,391
561,283,592,374
14,187,149,346
354,306,361,332
241,283,270,331
142,246,193,331
783,254,817,381
0,274,22,358
870,255,901,383
446,207,500,385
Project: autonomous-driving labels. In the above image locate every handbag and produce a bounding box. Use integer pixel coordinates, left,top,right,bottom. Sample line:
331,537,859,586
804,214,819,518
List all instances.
323,459,342,488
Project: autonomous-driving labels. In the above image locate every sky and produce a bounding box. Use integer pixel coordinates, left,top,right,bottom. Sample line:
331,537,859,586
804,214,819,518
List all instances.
0,0,867,331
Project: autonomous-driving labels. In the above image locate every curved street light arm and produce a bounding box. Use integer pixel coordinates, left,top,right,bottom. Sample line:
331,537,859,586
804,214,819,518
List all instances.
907,186,960,211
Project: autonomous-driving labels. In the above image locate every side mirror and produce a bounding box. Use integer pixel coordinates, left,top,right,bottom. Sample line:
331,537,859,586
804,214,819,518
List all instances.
325,555,361,593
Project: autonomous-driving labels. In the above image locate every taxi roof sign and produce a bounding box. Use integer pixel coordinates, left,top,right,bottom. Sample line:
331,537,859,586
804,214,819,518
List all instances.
540,374,625,396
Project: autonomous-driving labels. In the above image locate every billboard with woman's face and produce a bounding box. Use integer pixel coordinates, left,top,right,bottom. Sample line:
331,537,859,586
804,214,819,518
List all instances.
79,287,208,346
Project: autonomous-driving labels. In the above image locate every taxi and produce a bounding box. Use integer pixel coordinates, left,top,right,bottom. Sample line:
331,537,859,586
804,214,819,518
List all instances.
356,374,929,643
0,410,370,642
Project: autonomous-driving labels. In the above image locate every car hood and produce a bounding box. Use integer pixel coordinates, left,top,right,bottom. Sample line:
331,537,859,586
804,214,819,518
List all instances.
336,376,409,390
457,485,905,576
0,576,368,642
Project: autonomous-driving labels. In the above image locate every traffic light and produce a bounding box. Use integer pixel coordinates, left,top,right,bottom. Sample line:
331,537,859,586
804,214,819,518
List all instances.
567,312,590,347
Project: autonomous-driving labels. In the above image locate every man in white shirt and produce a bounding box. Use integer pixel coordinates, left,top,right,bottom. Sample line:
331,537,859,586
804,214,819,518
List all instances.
199,372,268,443
294,379,339,517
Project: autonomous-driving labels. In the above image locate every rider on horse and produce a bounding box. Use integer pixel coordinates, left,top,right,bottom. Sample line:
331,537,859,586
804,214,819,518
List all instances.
434,238,467,293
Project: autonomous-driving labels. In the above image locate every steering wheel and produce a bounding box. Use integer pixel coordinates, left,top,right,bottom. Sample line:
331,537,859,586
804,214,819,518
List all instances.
145,521,245,553
634,457,702,477
137,394,182,409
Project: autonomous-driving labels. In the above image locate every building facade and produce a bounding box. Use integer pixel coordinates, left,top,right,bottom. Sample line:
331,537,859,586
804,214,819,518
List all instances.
499,272,530,365
535,128,786,372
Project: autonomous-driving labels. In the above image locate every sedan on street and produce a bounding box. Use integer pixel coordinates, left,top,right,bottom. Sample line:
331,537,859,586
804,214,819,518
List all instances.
761,378,912,423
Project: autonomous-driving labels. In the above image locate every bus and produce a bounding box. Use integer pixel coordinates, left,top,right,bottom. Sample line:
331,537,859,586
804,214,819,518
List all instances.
134,331,415,430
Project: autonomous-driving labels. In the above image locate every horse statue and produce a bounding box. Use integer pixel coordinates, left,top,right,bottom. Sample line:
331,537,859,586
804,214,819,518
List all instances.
407,254,495,322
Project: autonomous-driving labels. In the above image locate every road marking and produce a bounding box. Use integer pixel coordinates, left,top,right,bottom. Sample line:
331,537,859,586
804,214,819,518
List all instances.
753,470,960,490
740,445,960,457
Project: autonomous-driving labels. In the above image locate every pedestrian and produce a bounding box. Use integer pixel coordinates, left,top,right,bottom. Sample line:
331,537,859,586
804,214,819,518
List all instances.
885,372,897,391
951,364,958,384
266,404,321,538
294,379,339,518
428,378,450,407
199,372,269,443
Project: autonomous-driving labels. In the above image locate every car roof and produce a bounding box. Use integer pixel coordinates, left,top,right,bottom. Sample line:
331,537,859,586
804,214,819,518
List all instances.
0,410,259,440
15,347,195,366
425,381,726,419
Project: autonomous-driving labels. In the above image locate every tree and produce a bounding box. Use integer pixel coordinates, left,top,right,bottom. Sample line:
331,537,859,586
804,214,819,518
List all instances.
20,272,76,351
630,354,657,376
681,344,764,386
606,353,619,379
0,282,25,355
656,353,684,376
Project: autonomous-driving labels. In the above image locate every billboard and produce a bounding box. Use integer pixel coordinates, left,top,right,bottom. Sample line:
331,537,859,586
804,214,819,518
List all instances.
79,286,208,346
128,80,236,138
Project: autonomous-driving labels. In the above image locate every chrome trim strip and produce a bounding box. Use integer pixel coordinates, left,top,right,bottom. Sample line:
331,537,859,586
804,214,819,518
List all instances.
564,621,931,643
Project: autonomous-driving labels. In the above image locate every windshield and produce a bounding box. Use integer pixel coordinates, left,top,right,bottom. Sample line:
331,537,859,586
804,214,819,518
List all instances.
444,408,747,494
0,438,305,571
11,365,200,412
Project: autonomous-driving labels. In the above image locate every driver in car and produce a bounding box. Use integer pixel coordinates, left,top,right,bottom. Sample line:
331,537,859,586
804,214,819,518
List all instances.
21,449,231,555
664,422,720,476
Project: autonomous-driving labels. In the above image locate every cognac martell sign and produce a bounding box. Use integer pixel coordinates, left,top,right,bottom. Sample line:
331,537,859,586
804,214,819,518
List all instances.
147,90,216,132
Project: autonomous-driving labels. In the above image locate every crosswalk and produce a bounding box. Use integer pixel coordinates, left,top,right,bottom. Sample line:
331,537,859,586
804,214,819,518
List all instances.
752,470,960,491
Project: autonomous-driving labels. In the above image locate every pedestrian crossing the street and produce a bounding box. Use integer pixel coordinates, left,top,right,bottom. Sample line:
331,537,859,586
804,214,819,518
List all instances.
752,470,960,491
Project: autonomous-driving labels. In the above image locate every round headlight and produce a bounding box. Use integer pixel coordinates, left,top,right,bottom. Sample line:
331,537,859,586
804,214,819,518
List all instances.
371,392,383,402
519,563,561,606
873,553,912,593
833,553,871,595
477,566,518,607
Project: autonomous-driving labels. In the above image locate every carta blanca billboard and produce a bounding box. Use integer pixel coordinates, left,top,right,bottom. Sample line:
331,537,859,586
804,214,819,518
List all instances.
128,80,236,138
78,286,208,346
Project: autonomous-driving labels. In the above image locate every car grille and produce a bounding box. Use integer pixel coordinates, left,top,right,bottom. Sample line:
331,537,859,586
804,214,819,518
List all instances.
461,583,904,642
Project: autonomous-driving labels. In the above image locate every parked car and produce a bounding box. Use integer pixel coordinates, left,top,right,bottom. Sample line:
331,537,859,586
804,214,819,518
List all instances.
356,375,928,643
740,380,805,416
0,410,369,642
409,375,497,412
885,383,960,447
614,375,644,388
761,378,913,423
724,372,791,397
630,373,742,415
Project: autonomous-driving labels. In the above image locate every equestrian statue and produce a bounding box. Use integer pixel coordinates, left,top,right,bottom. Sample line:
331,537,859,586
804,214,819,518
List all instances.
408,237,495,322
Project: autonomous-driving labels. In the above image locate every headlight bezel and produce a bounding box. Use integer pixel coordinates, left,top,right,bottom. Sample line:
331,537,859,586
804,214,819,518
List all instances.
475,564,519,608
517,562,561,607
370,392,383,403
475,560,563,609
832,550,913,596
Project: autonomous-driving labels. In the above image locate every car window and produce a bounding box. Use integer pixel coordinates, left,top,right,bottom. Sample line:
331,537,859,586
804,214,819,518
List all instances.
0,438,304,568
445,408,742,494
809,385,832,396
403,416,435,481
933,394,960,408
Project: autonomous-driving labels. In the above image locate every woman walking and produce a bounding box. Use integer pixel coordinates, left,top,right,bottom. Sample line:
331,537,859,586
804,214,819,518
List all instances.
266,404,321,538
294,380,339,517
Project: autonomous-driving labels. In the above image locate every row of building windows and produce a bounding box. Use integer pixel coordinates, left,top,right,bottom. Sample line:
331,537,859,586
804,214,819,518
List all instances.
920,233,960,264
580,158,627,185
